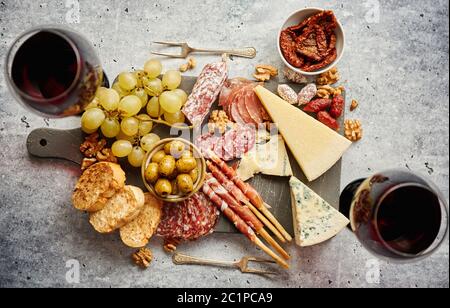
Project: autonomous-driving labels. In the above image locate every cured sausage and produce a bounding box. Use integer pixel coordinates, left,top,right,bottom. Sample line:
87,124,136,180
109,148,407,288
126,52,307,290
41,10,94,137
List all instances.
182,61,228,126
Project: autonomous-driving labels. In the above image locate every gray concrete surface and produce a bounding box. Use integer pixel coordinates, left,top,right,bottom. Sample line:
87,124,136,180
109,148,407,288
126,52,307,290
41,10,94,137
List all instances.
0,0,448,288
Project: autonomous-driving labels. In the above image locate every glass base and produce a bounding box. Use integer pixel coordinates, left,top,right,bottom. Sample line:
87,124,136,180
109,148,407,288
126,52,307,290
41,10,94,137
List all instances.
339,178,366,227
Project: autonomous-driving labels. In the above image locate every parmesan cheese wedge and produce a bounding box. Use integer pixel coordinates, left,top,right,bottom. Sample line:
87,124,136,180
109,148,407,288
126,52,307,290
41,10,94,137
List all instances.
237,134,293,181
290,176,349,247
254,85,351,182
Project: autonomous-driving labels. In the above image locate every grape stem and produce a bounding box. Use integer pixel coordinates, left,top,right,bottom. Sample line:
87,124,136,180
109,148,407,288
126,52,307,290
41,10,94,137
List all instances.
141,118,193,130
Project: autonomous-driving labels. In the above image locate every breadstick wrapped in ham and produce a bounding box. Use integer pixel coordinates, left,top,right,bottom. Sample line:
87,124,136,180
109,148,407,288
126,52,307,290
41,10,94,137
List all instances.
182,60,228,126
202,182,255,241
207,151,264,208
207,151,293,242
205,173,290,260
206,160,286,243
205,173,263,231
203,182,289,269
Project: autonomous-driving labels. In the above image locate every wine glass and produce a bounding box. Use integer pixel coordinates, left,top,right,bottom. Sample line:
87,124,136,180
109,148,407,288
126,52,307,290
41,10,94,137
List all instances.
4,25,109,117
340,169,448,261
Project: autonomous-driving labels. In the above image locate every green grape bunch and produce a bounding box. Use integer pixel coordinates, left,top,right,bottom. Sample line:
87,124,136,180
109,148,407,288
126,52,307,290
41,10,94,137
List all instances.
79,58,187,168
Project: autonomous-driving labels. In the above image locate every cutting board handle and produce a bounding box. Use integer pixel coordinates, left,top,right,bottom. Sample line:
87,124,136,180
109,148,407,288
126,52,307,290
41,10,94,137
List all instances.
27,128,83,165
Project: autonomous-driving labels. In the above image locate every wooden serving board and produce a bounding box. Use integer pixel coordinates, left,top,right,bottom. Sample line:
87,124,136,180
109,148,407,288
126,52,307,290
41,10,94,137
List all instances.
26,77,344,235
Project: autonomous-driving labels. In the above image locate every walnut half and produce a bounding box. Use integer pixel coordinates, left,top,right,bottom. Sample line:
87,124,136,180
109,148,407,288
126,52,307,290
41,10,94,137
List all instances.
316,67,340,85
344,119,363,142
208,110,234,134
80,133,106,158
132,248,153,268
254,64,278,82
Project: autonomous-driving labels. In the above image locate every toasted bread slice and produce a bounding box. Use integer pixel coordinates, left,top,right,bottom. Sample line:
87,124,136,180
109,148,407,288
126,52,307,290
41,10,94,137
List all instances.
120,193,163,248
89,185,145,234
72,162,126,212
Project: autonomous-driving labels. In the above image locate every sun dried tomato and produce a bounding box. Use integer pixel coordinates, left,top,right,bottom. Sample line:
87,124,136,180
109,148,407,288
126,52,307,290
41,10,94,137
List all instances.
330,94,344,118
281,10,338,71
303,98,332,113
302,49,337,72
280,30,304,68
317,111,340,130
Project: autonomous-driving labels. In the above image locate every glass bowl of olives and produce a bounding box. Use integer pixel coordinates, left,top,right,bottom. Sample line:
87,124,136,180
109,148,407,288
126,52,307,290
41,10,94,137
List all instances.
141,138,206,202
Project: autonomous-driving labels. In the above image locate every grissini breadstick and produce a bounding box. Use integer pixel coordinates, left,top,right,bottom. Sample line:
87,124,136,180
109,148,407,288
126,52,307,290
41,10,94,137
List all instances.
206,160,286,243
202,183,289,269
207,152,293,242
206,174,290,260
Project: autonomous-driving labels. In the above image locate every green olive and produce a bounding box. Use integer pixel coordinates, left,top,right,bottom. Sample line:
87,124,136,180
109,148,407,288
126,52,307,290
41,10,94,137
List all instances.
158,155,176,177
151,150,166,164
164,140,185,158
144,162,159,184
176,157,197,173
180,150,193,159
189,168,199,183
155,179,172,197
177,174,194,195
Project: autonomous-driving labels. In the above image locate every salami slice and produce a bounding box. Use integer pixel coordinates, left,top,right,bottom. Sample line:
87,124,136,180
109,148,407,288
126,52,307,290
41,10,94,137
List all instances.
234,124,256,156
223,129,236,158
195,133,220,159
156,192,219,241
213,136,234,161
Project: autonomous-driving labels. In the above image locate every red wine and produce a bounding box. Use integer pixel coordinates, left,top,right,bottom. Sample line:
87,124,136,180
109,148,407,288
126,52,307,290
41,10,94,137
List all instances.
376,184,442,255
347,170,447,260
11,31,80,101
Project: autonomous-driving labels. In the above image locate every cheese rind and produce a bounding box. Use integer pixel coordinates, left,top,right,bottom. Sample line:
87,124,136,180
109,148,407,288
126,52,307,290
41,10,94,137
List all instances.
237,135,293,181
254,85,351,182
290,176,349,247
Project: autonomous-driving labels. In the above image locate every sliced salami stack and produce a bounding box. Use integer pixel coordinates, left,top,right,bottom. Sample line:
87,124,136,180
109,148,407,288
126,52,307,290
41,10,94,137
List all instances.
195,124,256,162
156,192,219,242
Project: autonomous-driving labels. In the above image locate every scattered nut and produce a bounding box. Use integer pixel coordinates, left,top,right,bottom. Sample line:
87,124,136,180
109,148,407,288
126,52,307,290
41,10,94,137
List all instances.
316,88,331,99
334,86,345,96
255,64,278,77
179,57,197,72
316,85,345,99
316,67,340,85
188,57,196,69
253,72,271,82
179,63,189,72
208,110,234,134
253,64,278,82
80,133,107,158
350,99,359,111
132,248,153,268
344,119,363,142
283,66,308,84
81,158,97,171
163,243,177,253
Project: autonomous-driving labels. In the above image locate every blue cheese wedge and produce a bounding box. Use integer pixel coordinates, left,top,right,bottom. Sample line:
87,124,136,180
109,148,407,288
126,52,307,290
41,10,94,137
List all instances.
289,176,349,247
237,135,293,181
